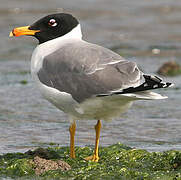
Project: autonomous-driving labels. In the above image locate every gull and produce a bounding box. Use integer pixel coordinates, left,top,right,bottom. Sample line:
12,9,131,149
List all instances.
10,13,173,162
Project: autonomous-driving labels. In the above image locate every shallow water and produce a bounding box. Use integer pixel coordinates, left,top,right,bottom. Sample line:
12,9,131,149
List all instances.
0,0,181,153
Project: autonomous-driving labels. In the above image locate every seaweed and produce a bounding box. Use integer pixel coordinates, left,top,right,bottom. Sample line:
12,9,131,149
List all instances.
0,143,181,179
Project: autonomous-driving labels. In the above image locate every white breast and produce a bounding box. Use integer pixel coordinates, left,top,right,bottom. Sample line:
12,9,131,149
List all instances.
30,26,83,117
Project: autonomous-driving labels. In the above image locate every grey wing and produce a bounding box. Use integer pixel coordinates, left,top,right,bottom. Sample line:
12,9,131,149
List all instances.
37,41,142,103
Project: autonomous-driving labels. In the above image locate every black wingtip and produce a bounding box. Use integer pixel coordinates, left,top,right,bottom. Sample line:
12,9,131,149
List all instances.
96,75,174,97
165,82,174,88
143,74,174,88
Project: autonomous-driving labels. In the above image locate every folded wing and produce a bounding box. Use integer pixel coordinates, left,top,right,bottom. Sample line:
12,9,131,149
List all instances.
37,40,142,103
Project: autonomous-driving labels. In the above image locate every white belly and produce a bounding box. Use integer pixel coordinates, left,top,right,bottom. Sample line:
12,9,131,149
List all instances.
34,77,134,122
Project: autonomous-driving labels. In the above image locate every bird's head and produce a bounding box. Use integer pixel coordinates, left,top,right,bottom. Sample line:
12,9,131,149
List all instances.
9,13,81,44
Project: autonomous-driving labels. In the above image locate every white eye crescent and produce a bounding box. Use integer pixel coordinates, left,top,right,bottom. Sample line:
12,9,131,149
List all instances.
48,19,58,27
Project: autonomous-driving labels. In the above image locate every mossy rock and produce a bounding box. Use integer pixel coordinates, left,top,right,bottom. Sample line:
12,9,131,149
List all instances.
157,61,181,76
20,80,28,84
0,143,181,179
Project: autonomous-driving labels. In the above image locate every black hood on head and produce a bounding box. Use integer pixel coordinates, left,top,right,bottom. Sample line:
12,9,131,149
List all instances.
29,13,79,44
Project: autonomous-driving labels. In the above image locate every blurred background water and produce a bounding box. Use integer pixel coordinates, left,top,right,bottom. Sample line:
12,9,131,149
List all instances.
0,0,181,154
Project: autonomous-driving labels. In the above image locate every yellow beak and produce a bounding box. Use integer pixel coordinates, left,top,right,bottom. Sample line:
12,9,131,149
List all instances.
9,26,40,37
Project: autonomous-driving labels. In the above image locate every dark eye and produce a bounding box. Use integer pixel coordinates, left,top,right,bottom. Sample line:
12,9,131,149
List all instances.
48,19,58,27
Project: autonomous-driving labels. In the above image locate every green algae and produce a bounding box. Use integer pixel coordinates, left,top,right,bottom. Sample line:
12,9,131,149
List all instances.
20,80,28,84
1,143,181,179
165,69,181,76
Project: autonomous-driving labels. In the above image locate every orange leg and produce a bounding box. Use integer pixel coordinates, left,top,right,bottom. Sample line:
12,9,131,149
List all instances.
85,120,101,162
69,121,76,158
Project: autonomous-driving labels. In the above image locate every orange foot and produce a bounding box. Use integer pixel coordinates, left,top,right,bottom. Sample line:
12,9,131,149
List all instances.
84,154,99,162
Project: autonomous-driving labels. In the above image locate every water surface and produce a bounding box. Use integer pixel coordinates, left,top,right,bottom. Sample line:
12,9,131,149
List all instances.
0,0,181,153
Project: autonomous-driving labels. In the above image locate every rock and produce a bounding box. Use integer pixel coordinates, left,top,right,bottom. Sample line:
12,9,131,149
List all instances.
32,156,71,175
157,60,181,76
25,147,61,159
25,148,51,159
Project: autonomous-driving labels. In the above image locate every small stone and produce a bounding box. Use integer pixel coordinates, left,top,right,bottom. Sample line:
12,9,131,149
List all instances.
152,48,161,55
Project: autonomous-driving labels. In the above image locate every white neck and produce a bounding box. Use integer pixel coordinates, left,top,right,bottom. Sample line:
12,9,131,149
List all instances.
61,24,82,40
37,24,82,48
